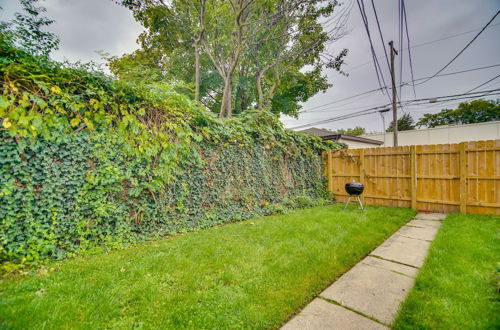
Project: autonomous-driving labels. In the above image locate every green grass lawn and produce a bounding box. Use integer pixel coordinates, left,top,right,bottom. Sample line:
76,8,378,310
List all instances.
0,204,414,329
394,213,500,329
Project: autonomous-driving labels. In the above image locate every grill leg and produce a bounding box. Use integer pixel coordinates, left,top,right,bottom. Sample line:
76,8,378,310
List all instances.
357,196,366,212
344,196,352,210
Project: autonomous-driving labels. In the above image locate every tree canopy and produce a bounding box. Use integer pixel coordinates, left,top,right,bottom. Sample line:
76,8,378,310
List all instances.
337,126,365,136
116,0,349,118
387,113,415,132
417,99,500,128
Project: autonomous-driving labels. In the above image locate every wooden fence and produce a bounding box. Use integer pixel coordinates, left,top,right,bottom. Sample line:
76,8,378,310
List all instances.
323,140,500,215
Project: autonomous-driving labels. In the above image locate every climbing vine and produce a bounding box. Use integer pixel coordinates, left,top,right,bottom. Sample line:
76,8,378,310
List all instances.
0,36,340,270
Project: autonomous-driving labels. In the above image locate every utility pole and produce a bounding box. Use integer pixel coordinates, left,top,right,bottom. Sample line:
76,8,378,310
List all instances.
389,41,398,146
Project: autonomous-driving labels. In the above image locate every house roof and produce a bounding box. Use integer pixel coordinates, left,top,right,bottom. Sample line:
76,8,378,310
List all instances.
299,127,383,145
299,127,336,137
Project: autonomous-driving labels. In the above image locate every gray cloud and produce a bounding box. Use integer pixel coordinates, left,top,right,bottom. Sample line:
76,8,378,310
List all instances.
0,0,143,64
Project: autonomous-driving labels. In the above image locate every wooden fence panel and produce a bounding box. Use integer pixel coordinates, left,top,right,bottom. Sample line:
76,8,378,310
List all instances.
324,140,499,215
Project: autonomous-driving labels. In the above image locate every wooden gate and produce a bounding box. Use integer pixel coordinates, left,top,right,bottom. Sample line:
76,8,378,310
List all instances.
323,140,500,215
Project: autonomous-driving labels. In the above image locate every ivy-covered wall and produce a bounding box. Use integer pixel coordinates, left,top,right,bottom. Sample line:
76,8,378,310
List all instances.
0,128,329,268
0,37,337,269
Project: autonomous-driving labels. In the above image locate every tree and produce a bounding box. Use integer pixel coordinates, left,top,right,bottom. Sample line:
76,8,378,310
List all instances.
386,113,415,132
118,0,348,118
247,0,348,110
417,99,500,128
337,126,365,136
119,0,206,99
119,0,251,116
1,0,59,57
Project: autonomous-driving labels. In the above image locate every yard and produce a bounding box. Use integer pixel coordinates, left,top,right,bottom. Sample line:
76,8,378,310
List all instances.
0,205,414,329
394,213,500,329
1,2,498,329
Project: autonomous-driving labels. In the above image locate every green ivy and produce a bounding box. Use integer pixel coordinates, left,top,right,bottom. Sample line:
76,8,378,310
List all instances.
0,36,340,270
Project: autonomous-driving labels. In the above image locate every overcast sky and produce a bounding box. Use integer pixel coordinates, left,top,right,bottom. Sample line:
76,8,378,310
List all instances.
0,0,143,65
1,0,499,133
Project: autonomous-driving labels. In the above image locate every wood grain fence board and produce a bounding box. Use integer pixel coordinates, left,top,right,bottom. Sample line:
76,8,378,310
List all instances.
459,142,467,213
410,145,417,210
324,140,499,215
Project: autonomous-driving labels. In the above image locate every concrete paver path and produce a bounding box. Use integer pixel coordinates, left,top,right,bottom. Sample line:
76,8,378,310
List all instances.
281,213,445,329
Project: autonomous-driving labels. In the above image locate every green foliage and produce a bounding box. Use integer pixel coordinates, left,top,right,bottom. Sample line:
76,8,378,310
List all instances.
0,39,340,269
416,99,500,128
1,0,59,57
116,0,347,117
387,113,415,132
337,126,366,136
269,67,332,117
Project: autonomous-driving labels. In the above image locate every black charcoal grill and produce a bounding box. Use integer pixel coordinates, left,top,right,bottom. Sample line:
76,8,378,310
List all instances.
344,181,365,211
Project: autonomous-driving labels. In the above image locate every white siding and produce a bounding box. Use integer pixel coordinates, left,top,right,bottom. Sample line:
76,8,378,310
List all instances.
338,138,381,149
361,121,500,146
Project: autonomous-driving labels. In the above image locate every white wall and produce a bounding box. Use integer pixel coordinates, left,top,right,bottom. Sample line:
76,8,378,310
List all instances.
361,121,500,147
338,138,381,149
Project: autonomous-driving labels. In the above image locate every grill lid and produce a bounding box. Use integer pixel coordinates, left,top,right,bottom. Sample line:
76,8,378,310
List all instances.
345,182,364,196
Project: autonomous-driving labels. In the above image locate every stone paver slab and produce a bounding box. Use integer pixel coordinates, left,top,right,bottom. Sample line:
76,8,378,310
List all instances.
370,234,431,268
414,213,446,220
320,263,414,325
361,256,418,278
280,213,446,329
406,219,442,229
396,225,439,241
281,298,387,330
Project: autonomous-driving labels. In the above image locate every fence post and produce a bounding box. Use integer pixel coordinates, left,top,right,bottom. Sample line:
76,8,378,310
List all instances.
327,150,333,193
459,142,467,213
359,149,365,204
410,145,417,210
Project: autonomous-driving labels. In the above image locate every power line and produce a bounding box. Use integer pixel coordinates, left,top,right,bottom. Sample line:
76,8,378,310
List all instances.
412,22,500,48
357,0,383,91
290,89,500,129
402,0,416,97
407,63,500,82
291,108,390,130
401,89,500,114
291,91,500,130
299,63,500,113
302,97,384,115
476,78,500,91
379,77,500,115
356,0,392,102
417,11,500,85
310,11,499,109
370,0,391,73
300,89,383,112
399,88,500,105
466,74,500,93
346,22,500,73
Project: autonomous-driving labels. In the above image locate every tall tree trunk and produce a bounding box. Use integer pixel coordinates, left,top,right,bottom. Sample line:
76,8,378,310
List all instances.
256,63,275,110
262,72,280,109
194,43,201,102
256,71,264,110
219,75,233,117
262,84,276,109
194,0,206,103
